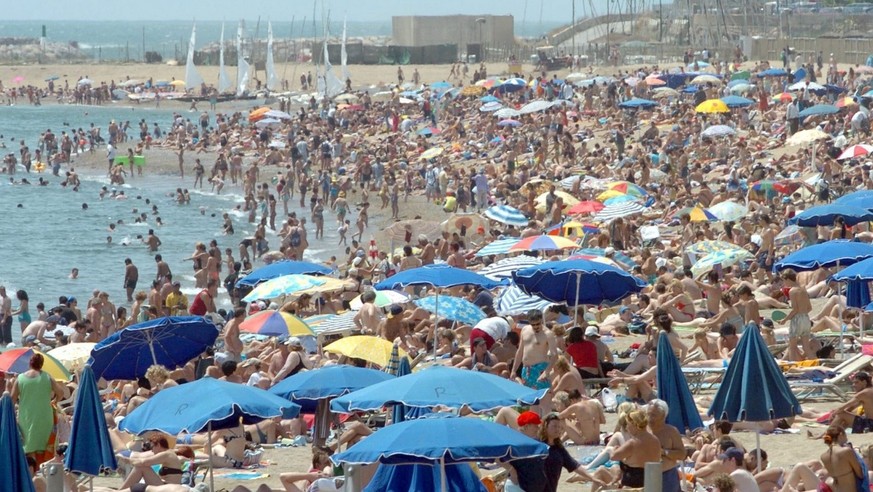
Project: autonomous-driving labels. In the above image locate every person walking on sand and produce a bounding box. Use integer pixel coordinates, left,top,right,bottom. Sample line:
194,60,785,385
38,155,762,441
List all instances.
778,269,813,361
11,353,65,465
511,309,556,410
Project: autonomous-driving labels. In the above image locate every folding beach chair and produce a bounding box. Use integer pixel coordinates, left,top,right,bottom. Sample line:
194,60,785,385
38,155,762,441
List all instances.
790,354,873,401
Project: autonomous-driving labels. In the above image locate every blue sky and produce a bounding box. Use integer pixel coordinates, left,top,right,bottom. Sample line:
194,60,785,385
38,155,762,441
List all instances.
7,0,573,22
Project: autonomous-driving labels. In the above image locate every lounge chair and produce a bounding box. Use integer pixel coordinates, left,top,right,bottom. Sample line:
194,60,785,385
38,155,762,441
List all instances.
790,354,873,401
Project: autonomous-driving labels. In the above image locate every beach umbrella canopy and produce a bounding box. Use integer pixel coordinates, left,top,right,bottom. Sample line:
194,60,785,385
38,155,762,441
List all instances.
364,462,487,492
798,104,839,118
270,365,394,402
0,394,34,492
831,256,873,282
729,83,753,94
695,99,730,113
788,204,873,227
374,264,502,291
493,107,521,119
836,189,873,204
47,342,96,372
708,201,748,222
644,75,666,86
483,205,528,226
835,96,858,109
331,366,545,413
414,296,486,326
495,285,554,315
534,190,580,212
241,274,328,302
786,128,829,146
690,74,721,85
440,213,489,236
332,413,548,465
497,119,522,128
575,247,638,269
254,118,281,128
603,194,640,205
65,366,117,476
837,144,873,161
498,78,528,92
479,256,545,282
264,109,292,120
350,290,410,310
708,326,801,472
236,260,331,288
617,98,658,109
592,201,647,222
757,68,788,77
656,332,704,434
474,238,522,257
774,240,873,272
775,225,804,247
508,234,578,252
240,310,314,337
652,87,680,98
685,240,746,256
519,99,553,114
691,250,752,278
417,126,442,136
609,180,649,195
676,205,719,222
701,125,736,138
324,336,408,367
0,348,71,381
304,311,358,336
788,81,825,92
88,316,220,381
568,200,605,215
513,259,646,306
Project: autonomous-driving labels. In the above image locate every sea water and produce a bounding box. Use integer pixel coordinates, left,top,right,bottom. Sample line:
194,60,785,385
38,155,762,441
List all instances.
0,103,367,327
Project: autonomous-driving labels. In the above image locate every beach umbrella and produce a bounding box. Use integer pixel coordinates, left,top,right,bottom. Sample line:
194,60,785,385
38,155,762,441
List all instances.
775,225,804,247
430,81,452,90
788,81,825,92
479,256,545,281
255,117,281,128
495,285,554,315
731,70,751,80
65,366,117,477
483,205,528,226
47,343,96,372
384,219,442,243
773,240,873,272
248,107,271,122
0,348,71,381
676,205,719,222
440,213,489,236
691,250,752,278
0,394,34,492
417,126,442,136
513,259,646,313
420,147,444,160
592,201,647,222
695,99,730,113
496,119,522,128
837,144,873,160
77,78,93,86
618,98,658,109
708,326,801,472
88,316,219,381
644,75,666,86
334,414,547,492
749,179,795,196
534,190,580,212
652,87,680,98
786,128,829,146
567,254,620,269
169,80,186,87
757,68,788,78
474,237,521,257
475,78,501,89
480,95,500,103
270,364,394,402
236,260,331,288
493,107,521,119
707,201,748,222
240,310,314,337
835,96,858,109
788,204,873,227
846,280,872,309
772,92,795,103
608,180,648,196
414,296,486,326
508,234,578,253
264,109,292,120
798,104,839,118
575,247,638,269
624,76,641,87
656,332,704,434
690,74,721,85
498,78,528,92
701,125,736,138
334,93,359,103
350,290,409,310
304,311,358,336
603,194,640,206
332,366,545,413
519,99,553,114
831,256,873,283
324,336,408,367
460,85,486,96
241,274,327,302
372,90,394,101
554,221,599,237
375,265,502,291
364,462,487,492
729,83,753,94
685,240,747,256
567,200,605,215
836,189,873,204
565,72,586,82
120,377,300,492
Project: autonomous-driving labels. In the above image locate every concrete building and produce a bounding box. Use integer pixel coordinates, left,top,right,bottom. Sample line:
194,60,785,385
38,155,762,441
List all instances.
392,15,515,60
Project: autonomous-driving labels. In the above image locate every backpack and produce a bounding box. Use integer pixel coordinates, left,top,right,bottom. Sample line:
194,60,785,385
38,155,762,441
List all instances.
289,227,302,248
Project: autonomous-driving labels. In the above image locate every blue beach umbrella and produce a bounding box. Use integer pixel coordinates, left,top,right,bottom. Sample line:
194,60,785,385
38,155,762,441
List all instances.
88,316,220,381
836,189,873,207
512,259,646,307
498,78,528,92
832,256,873,282
847,280,872,309
0,394,35,492
483,204,528,226
480,95,500,103
773,240,873,272
65,366,117,476
757,68,789,78
708,326,801,470
799,104,839,118
656,333,703,434
235,260,331,288
331,365,545,413
414,295,486,326
365,463,487,492
374,265,502,291
788,204,873,227
618,97,658,109
269,365,395,402
430,81,452,90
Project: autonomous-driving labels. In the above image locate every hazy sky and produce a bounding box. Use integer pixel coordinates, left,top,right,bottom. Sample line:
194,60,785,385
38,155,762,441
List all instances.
7,0,571,22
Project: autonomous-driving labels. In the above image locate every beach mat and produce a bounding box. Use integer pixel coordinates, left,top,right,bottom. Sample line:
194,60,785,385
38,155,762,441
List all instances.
197,470,270,480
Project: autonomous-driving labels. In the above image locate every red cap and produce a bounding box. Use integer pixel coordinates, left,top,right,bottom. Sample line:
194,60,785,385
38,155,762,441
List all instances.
516,411,542,427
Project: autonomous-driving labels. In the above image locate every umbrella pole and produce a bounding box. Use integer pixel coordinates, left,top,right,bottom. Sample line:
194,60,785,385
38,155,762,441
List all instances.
574,272,582,320
208,421,215,492
756,432,762,473
440,456,447,492
433,288,440,361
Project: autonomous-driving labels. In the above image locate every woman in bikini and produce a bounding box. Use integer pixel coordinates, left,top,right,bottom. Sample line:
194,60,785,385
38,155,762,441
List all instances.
604,409,662,489
661,280,697,322
819,425,868,492
208,421,263,469
117,436,192,490
186,243,209,289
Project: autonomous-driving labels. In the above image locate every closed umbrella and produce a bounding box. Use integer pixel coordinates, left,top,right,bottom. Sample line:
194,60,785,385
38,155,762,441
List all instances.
656,332,704,434
365,463,486,492
788,204,873,227
0,394,34,492
708,326,802,472
483,205,528,226
65,366,117,478
88,316,220,381
414,296,486,326
773,240,873,272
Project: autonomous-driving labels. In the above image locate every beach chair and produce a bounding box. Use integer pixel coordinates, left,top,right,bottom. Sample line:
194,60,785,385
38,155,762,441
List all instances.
790,353,873,401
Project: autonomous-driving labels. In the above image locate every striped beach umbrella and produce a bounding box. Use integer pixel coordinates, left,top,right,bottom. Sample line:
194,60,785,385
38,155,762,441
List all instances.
708,201,748,222
479,256,545,281
414,296,486,326
242,274,327,302
350,290,410,310
567,201,604,215
495,286,554,316
304,311,358,336
508,235,579,253
607,181,648,197
483,205,529,227
474,238,521,257
0,348,71,381
592,202,647,222
691,250,752,278
240,310,314,337
837,144,873,161
674,205,719,222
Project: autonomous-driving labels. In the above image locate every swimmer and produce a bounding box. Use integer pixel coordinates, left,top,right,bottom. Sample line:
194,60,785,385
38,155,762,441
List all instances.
107,236,113,245
116,191,127,200
81,203,88,210
69,268,79,279
108,223,116,232
16,204,23,208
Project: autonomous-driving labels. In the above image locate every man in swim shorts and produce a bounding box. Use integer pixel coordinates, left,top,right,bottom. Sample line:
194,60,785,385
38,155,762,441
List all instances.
778,269,814,361
511,310,557,403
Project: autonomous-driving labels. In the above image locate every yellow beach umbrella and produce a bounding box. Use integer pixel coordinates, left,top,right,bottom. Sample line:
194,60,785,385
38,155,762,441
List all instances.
420,147,444,160
0,348,72,381
460,85,485,96
596,189,626,202
535,190,580,212
47,343,96,372
695,99,730,114
169,80,186,87
324,335,408,367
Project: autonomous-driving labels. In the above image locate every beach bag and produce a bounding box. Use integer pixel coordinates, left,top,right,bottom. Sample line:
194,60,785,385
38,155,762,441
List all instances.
289,228,302,248
600,387,618,412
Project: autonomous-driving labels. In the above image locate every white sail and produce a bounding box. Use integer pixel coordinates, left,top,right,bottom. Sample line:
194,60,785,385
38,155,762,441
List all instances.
319,36,344,98
185,23,204,91
236,20,250,97
266,21,279,91
218,23,232,93
341,17,350,82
